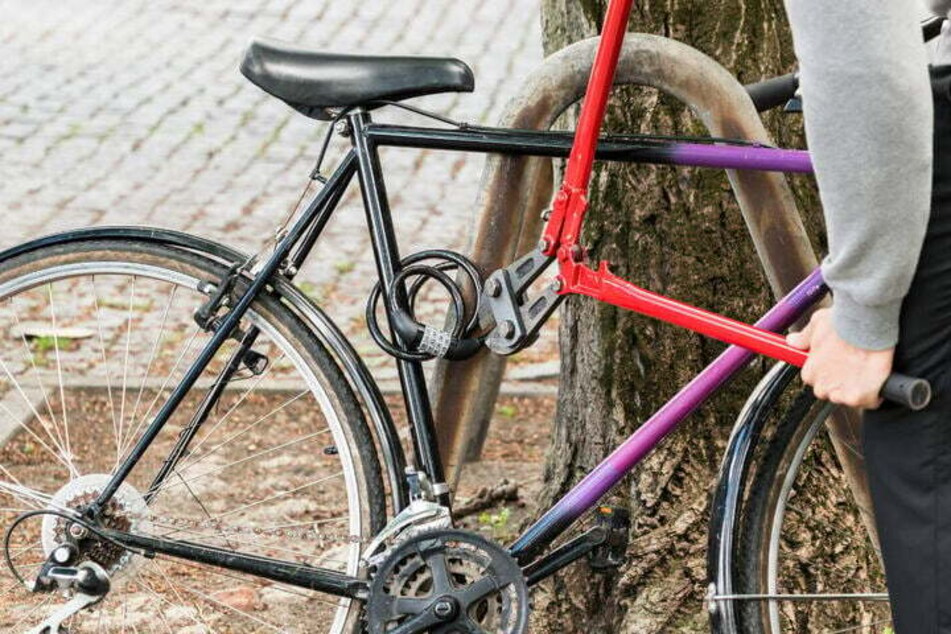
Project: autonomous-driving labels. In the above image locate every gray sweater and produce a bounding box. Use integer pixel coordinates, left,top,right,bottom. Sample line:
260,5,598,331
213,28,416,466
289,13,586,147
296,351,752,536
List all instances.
785,0,935,349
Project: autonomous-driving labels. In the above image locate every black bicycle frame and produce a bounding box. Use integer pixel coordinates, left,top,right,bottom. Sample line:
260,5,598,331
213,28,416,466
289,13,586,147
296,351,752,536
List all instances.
81,110,794,598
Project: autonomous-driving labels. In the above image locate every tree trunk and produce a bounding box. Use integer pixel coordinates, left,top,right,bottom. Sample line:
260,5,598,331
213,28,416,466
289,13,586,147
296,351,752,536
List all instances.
533,2,834,631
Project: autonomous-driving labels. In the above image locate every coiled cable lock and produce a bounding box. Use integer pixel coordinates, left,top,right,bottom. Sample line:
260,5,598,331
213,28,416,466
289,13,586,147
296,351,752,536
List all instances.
366,250,485,361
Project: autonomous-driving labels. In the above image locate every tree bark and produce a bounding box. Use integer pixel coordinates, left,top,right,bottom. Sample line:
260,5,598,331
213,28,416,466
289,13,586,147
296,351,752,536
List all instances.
533,2,836,631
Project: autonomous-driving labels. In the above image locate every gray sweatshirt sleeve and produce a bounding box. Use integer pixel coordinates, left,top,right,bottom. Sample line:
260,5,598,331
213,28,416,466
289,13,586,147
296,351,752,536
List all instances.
784,0,933,349
925,0,951,15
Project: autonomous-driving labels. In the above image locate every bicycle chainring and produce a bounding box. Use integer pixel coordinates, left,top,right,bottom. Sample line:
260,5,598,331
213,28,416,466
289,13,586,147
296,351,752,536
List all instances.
366,529,529,633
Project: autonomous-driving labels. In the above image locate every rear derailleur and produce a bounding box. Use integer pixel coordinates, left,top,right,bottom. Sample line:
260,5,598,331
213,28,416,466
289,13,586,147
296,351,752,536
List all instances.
26,546,111,634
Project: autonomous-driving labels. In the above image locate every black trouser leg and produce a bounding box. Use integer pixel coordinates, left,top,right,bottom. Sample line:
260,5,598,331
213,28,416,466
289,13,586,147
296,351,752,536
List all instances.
863,65,951,634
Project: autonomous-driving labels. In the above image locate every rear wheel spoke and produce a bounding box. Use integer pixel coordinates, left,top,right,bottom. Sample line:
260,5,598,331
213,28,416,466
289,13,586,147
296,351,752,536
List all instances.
0,399,72,473
213,471,344,521
149,560,287,632
828,617,893,634
134,567,213,632
0,246,380,632
8,594,54,632
0,356,72,472
45,283,74,477
0,476,52,510
89,277,123,489
150,429,332,498
127,285,178,445
116,276,137,457
177,387,306,473
7,297,71,457
149,521,349,562
121,328,202,463
181,350,289,461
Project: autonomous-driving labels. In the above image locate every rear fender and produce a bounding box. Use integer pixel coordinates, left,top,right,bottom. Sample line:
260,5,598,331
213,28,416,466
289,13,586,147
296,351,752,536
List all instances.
0,226,410,512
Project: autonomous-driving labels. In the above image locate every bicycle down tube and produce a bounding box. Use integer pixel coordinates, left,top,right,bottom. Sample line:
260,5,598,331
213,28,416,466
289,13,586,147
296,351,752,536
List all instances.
509,268,827,562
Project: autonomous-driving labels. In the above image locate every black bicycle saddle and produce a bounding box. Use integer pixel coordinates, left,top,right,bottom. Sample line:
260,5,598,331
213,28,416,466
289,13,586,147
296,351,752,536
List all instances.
240,37,475,120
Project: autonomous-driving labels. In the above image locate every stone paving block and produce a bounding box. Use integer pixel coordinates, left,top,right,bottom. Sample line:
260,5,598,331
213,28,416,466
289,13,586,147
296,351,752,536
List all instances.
2,0,546,376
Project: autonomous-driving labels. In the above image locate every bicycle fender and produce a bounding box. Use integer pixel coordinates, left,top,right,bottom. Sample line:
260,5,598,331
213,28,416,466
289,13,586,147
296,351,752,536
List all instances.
0,226,410,513
706,362,797,634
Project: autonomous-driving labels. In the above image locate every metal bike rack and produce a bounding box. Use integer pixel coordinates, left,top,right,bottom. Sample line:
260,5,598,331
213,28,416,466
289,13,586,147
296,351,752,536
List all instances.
429,32,874,553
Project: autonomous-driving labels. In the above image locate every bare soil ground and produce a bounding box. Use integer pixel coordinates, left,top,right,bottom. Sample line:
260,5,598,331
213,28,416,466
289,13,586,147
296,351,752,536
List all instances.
0,388,553,632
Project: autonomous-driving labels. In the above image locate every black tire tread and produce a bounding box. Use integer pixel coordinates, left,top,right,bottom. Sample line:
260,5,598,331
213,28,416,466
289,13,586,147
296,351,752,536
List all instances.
0,237,387,632
734,388,819,633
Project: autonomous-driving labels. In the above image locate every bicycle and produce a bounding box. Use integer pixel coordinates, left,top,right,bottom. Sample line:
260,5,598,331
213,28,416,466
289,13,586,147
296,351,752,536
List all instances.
0,0,940,631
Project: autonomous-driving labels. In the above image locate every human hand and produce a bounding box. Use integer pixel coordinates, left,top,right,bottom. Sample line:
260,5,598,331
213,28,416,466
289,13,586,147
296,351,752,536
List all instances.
786,308,894,409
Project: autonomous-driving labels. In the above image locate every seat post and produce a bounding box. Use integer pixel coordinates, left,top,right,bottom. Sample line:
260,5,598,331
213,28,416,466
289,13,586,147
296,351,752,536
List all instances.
348,110,451,504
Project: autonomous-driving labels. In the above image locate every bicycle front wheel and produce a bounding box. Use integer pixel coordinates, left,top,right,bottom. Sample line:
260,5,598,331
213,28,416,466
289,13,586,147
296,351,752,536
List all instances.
734,388,891,633
0,238,385,633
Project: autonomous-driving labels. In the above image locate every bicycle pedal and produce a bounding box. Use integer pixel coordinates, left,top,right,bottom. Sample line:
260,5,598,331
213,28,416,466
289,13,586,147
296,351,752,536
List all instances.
587,505,630,571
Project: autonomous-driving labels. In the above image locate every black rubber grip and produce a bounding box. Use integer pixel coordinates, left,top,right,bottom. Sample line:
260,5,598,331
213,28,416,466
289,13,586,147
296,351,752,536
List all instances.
881,373,932,411
744,72,799,113
744,17,940,112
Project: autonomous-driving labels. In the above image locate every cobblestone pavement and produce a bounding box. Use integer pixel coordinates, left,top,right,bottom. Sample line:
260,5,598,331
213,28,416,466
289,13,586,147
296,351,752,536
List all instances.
0,0,558,375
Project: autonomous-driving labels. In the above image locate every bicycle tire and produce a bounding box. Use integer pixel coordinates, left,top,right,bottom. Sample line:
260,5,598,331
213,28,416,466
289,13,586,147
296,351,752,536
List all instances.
0,238,386,633
734,388,891,633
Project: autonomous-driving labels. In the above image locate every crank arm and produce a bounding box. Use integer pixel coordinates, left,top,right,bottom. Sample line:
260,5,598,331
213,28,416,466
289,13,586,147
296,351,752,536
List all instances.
521,525,607,586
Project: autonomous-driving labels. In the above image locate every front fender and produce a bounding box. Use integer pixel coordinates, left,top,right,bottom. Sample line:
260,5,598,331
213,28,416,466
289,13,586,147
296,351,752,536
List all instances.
706,362,797,633
0,226,409,512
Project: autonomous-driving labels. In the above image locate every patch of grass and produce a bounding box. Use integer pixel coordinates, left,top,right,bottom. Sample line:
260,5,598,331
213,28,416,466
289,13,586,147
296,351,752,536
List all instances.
31,335,58,354
29,334,80,367
496,404,518,419
99,297,153,311
333,261,355,275
477,507,512,540
31,335,81,353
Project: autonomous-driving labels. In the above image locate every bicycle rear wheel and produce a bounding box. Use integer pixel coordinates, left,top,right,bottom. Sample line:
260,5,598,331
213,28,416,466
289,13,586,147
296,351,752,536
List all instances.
0,238,385,633
735,388,891,634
